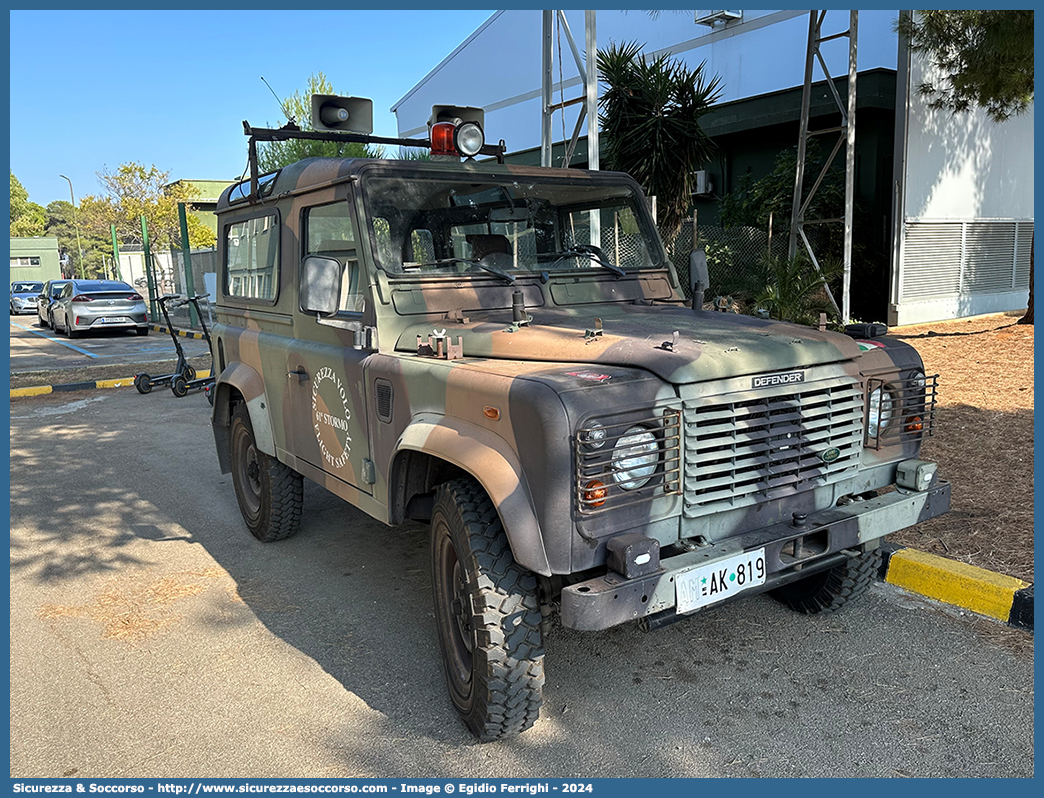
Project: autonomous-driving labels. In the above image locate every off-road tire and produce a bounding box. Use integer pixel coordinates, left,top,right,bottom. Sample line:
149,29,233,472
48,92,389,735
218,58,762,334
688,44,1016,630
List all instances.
134,374,152,395
431,478,544,742
770,549,881,614
229,403,303,542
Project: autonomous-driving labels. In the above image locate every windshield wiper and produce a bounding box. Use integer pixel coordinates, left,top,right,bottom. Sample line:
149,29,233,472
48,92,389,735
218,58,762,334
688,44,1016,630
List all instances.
541,245,626,277
410,257,516,284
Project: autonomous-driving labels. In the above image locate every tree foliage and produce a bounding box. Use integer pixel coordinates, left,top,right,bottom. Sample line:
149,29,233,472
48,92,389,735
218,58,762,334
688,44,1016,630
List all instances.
257,72,381,172
597,41,722,239
897,10,1034,122
79,162,215,252
45,200,112,279
10,172,46,237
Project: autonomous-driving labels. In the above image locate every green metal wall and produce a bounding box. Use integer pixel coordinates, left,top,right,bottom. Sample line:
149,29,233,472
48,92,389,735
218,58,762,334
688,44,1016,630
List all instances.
9,237,63,283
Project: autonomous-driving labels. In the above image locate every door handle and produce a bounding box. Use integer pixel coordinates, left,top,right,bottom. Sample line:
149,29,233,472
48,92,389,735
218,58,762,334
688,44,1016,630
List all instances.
288,367,308,383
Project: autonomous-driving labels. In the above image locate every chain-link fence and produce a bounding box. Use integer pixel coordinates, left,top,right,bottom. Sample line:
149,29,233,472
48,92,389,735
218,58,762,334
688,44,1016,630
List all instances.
665,219,792,300
162,248,218,330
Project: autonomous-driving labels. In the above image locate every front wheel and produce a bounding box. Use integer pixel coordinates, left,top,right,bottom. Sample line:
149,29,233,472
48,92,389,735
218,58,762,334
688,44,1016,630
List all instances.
770,548,881,614
134,374,152,395
229,403,302,542
431,478,544,742
171,375,189,397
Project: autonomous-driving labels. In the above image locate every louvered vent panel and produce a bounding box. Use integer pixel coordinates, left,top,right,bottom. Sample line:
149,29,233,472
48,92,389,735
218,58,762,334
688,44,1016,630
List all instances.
964,222,1017,294
902,223,962,299
1015,222,1034,290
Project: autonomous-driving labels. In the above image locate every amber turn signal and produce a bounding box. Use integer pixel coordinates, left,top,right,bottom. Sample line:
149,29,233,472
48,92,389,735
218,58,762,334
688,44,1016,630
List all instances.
905,415,923,433
583,479,608,508
483,406,501,421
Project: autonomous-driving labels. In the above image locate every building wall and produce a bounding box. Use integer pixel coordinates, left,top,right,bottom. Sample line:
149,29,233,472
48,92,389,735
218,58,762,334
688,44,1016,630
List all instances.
393,9,900,150
891,43,1034,326
9,237,62,283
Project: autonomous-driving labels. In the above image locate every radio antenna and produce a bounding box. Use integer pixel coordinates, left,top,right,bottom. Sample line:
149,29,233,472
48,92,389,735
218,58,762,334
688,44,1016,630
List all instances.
261,76,297,127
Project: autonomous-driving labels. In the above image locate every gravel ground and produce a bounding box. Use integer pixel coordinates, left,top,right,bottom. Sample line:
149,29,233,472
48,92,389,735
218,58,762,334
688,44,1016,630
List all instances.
889,313,1034,582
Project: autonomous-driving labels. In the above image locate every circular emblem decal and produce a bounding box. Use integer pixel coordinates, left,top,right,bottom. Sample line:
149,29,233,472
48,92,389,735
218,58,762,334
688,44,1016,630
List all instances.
820,447,841,464
311,366,352,469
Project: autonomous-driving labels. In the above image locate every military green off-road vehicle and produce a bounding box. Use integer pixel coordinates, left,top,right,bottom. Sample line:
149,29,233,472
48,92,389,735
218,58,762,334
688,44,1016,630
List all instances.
211,95,949,741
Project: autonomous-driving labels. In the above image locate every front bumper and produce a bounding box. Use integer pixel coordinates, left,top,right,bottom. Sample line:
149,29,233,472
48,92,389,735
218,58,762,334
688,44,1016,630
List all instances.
561,478,951,631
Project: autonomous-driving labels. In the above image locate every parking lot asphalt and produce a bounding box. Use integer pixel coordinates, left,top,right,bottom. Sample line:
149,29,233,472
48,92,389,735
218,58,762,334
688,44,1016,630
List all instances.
9,388,1034,778
9,318,212,388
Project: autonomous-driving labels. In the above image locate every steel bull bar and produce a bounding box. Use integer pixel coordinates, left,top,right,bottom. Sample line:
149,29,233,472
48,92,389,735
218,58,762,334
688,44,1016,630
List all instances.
561,479,952,631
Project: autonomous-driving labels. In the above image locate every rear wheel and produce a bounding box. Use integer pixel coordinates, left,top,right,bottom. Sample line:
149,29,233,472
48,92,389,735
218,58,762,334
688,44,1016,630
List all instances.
431,478,544,741
134,374,152,395
171,375,189,397
229,403,302,542
136,326,149,336
770,549,881,614
67,322,81,339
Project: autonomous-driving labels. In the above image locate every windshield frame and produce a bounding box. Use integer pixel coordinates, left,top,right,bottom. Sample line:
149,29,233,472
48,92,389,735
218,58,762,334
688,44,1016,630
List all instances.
355,161,668,281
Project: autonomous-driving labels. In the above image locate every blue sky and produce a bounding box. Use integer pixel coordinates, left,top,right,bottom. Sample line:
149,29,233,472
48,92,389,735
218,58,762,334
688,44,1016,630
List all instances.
10,9,494,207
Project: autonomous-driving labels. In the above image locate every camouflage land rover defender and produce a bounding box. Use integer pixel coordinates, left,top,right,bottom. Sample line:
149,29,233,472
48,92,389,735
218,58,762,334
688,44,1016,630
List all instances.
211,96,950,741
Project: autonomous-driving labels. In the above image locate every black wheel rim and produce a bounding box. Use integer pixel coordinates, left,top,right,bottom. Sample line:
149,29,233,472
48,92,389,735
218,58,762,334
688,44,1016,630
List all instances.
435,521,473,697
233,423,262,517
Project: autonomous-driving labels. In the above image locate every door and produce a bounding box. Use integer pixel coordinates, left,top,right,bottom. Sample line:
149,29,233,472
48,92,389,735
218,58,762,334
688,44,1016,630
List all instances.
284,194,374,493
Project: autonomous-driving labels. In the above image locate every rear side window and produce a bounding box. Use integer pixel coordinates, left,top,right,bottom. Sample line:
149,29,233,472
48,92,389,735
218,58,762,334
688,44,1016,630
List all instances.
226,214,279,301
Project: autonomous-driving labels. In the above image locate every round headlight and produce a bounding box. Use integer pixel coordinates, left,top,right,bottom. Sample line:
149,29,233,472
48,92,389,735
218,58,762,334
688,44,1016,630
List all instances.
611,426,658,490
909,371,926,390
454,122,484,157
579,422,607,450
867,387,894,438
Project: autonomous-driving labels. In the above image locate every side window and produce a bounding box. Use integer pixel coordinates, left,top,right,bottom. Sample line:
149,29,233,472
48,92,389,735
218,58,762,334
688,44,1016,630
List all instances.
304,202,365,314
226,214,279,301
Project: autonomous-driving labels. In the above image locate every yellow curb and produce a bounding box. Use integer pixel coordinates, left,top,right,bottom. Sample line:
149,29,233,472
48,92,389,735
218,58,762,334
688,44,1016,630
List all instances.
10,385,53,398
95,378,136,389
197,370,211,378
886,548,1030,621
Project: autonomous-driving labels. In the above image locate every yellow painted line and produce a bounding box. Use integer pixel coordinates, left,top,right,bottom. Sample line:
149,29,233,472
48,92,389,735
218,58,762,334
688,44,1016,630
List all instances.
11,385,53,398
886,548,1030,621
197,370,211,378
95,377,137,389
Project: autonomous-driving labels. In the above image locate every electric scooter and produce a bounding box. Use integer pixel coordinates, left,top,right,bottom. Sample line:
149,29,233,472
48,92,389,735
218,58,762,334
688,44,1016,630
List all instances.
133,294,197,394
170,294,216,403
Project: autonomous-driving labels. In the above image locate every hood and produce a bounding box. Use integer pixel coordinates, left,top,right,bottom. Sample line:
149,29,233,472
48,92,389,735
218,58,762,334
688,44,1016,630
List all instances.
396,305,862,384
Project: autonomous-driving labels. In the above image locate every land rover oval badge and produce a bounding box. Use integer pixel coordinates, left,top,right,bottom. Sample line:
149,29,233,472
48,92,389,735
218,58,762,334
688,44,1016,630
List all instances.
820,447,841,464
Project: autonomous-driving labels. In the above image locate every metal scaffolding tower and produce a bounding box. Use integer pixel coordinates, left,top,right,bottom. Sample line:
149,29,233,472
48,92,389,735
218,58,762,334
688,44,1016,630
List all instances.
541,10,599,170
788,10,858,323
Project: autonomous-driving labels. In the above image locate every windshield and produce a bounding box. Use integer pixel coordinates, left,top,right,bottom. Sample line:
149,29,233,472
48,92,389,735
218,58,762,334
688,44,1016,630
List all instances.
360,173,663,277
11,282,42,293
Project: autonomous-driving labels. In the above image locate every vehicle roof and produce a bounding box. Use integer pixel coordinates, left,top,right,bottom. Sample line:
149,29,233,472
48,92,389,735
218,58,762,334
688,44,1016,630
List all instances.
217,157,639,213
69,279,131,290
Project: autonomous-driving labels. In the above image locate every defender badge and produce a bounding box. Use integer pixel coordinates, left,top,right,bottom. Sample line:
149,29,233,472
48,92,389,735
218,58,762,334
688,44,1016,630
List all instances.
752,370,805,389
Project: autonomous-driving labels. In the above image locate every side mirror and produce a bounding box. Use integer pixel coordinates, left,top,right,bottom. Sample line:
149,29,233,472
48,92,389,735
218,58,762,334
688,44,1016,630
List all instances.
689,249,709,310
300,255,342,317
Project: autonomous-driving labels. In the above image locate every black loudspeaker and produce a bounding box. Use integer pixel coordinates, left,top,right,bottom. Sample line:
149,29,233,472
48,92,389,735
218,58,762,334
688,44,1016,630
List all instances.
310,95,374,134
428,104,484,131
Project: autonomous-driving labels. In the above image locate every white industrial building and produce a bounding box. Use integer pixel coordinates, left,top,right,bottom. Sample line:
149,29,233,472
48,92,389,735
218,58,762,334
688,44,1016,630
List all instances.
393,9,1033,326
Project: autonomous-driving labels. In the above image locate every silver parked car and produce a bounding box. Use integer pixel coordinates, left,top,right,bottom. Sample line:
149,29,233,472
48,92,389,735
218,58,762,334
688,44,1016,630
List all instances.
10,281,44,315
51,279,149,338
36,279,73,328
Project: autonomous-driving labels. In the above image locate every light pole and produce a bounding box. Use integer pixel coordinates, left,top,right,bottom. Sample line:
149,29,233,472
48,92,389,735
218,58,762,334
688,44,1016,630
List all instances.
59,174,86,279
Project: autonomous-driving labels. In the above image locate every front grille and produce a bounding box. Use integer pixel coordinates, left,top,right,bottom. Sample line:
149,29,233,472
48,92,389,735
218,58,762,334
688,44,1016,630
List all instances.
575,408,682,515
683,377,863,517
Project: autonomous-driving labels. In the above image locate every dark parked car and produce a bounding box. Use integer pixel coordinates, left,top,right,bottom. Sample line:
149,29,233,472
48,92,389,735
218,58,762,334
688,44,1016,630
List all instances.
36,279,73,328
10,281,44,315
50,279,149,338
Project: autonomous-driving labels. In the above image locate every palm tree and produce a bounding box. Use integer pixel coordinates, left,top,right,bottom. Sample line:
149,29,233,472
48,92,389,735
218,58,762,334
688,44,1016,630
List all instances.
597,41,722,240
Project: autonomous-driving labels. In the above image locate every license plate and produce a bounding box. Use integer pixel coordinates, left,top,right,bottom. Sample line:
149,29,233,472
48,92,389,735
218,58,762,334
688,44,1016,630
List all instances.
97,317,128,324
675,548,767,613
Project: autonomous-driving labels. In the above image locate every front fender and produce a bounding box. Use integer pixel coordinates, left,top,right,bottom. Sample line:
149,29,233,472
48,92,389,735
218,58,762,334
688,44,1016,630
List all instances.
395,413,551,577
212,362,277,473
